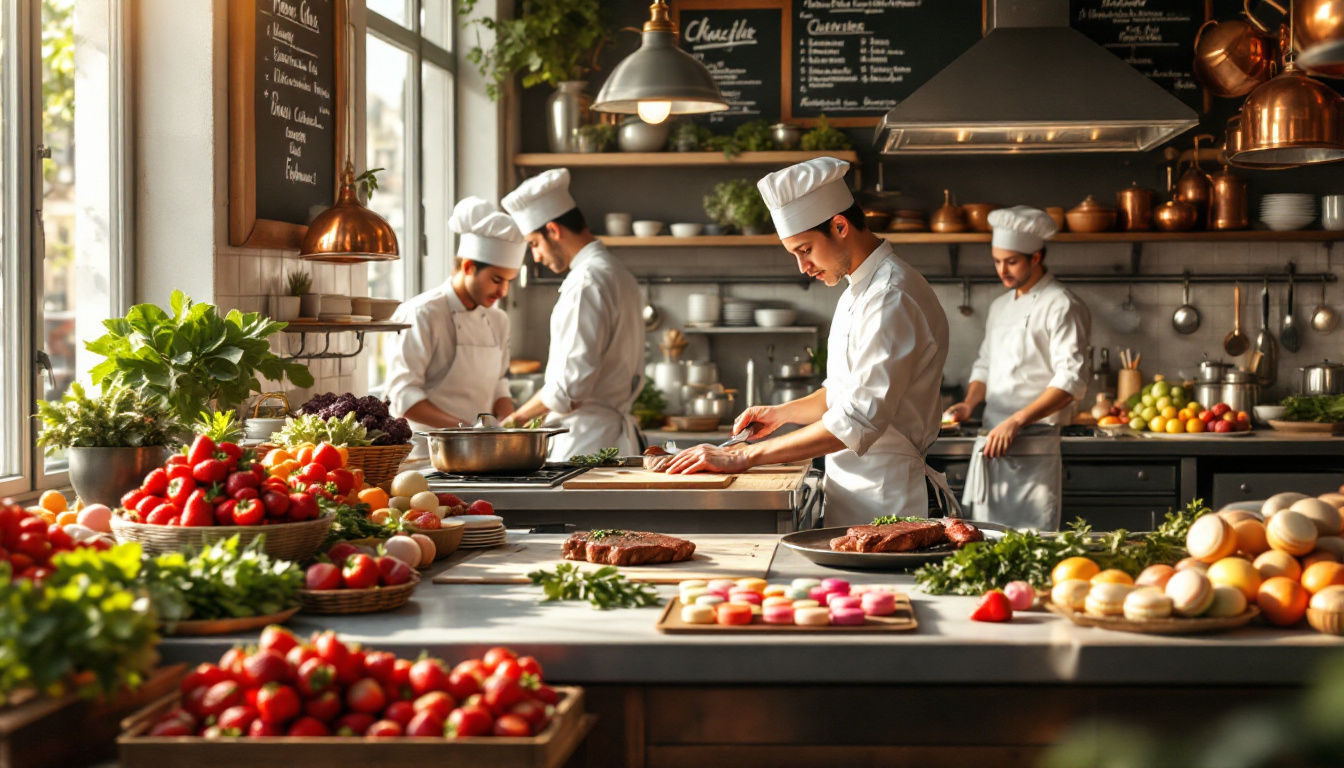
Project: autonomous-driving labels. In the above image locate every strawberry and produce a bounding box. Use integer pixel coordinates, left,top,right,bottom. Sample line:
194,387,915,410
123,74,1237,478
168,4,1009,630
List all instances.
141,467,169,496
226,471,260,498
312,443,343,471
233,486,259,501
366,719,404,737
145,502,178,526
326,542,358,567
517,656,542,678
508,699,550,732
256,683,301,724
167,463,193,482
335,649,367,686
261,490,290,519
446,666,483,702
383,700,416,726
377,556,411,587
408,659,449,697
193,458,228,484
167,476,196,509
482,647,517,674
242,649,290,687
217,704,258,732
295,658,336,698
259,625,298,657
482,673,527,715
412,690,455,722
404,711,444,737
200,680,242,717
248,719,284,737
121,488,147,511
136,494,164,516
286,644,318,670
181,489,214,527
303,689,342,722
213,499,237,526
165,453,190,468
312,631,350,667
362,651,397,685
491,713,532,737
181,663,229,695
218,442,243,464
529,683,560,707
466,500,494,516
342,554,379,590
233,498,263,526
969,590,1013,623
436,493,464,508
346,678,388,714
333,712,376,736
148,718,194,737
187,435,217,466
285,717,330,737
446,704,494,738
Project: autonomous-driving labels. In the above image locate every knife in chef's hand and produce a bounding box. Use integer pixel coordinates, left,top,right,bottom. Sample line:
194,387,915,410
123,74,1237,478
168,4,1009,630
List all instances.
717,423,758,449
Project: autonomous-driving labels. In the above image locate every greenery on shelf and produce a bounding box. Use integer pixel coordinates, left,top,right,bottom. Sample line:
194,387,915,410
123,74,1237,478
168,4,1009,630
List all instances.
574,122,616,152
706,178,771,231
632,381,667,429
286,270,313,296
706,120,777,158
35,383,183,453
669,121,714,152
459,0,608,101
800,114,851,151
86,290,314,425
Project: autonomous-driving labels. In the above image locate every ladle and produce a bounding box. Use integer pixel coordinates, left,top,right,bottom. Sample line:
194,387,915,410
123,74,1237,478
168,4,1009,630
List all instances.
958,278,973,317
1281,265,1302,352
1171,273,1200,334
1312,276,1339,333
1225,282,1250,356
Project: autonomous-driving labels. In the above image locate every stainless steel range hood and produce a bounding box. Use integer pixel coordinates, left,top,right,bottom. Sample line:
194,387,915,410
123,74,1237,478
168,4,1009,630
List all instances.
873,0,1198,154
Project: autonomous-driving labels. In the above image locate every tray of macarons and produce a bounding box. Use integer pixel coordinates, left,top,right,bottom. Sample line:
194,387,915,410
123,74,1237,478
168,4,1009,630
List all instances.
656,577,918,633
1045,560,1260,635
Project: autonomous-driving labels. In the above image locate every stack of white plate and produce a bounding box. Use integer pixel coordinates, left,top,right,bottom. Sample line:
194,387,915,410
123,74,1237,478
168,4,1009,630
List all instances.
1260,194,1317,231
456,514,507,548
721,300,759,327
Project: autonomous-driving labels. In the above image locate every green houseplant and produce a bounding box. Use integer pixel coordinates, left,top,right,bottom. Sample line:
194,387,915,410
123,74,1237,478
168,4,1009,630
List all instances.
669,121,712,152
573,122,616,153
706,179,771,235
800,114,851,151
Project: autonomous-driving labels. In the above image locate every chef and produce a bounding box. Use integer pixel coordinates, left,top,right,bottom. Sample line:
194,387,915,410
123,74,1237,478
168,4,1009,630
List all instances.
498,168,644,460
666,158,955,527
944,206,1091,530
384,197,523,457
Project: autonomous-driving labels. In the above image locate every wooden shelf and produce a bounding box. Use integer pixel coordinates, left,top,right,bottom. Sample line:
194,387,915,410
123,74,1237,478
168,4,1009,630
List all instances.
513,150,860,168
683,326,818,335
600,235,778,247
598,231,1344,248
281,321,410,333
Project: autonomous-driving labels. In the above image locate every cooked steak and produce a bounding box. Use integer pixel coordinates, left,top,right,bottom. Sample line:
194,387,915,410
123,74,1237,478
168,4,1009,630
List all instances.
643,454,673,472
830,521,947,553
942,518,985,547
562,530,696,566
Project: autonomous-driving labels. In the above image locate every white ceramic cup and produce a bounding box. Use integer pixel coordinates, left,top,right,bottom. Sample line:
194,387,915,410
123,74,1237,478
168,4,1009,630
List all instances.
605,213,633,236
1323,195,1344,231
687,293,722,324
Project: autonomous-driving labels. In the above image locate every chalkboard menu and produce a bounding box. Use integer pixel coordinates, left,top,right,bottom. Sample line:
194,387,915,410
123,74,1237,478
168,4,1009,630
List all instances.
789,0,983,127
229,0,347,249
1070,0,1207,112
674,0,790,130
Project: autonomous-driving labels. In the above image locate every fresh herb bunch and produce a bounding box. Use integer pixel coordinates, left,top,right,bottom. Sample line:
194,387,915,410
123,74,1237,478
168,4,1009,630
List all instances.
459,0,608,100
800,114,851,151
321,500,394,548
528,563,662,610
0,543,158,705
287,270,313,296
297,393,412,445
194,409,244,444
35,383,184,452
141,536,302,623
574,123,616,151
871,515,928,525
632,381,667,429
86,290,314,424
1281,395,1344,423
669,121,713,152
274,412,381,448
588,529,624,539
568,447,620,466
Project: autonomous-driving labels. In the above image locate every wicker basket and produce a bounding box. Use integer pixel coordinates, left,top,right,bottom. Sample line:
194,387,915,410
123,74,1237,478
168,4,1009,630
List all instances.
344,443,414,488
1309,608,1344,635
406,520,465,560
109,514,333,562
296,571,420,614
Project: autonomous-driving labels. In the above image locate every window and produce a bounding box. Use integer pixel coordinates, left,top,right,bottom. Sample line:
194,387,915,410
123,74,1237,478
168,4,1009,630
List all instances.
365,0,455,395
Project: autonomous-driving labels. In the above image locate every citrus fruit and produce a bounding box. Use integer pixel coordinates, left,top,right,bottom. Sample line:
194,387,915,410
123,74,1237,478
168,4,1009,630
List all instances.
1233,519,1270,556
1161,406,1178,419
1301,561,1344,595
1149,417,1165,433
1165,418,1183,434
1206,557,1262,601
1052,557,1100,585
39,490,67,513
1254,549,1303,582
1129,416,1146,431
1091,569,1135,586
1186,418,1205,433
55,511,78,527
1257,576,1309,626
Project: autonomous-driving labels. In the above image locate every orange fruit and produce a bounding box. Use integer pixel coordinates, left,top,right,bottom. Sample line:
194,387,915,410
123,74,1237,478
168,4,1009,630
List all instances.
1303,549,1342,568
357,487,390,511
337,446,350,465
263,448,291,468
38,490,67,513
1186,418,1206,433
55,511,78,527
1233,519,1270,556
1206,557,1262,601
1254,550,1303,582
1301,561,1344,595
37,510,56,525
1091,569,1135,586
296,446,316,465
1257,576,1309,626
1052,557,1100,585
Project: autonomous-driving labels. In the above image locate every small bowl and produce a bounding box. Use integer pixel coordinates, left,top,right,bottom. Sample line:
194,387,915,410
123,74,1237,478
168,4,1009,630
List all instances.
350,297,372,316
321,296,353,315
962,204,998,232
670,223,703,238
754,308,797,327
244,417,287,442
632,220,665,238
704,224,727,236
1253,404,1287,424
863,209,892,232
368,298,400,321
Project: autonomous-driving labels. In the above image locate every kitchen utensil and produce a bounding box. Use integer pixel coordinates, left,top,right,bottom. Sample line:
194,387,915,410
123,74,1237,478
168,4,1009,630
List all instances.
1115,183,1154,231
368,298,400,320
687,292,721,325
632,220,665,237
1195,381,1224,412
659,328,688,361
1044,206,1067,231
1282,266,1303,352
773,355,815,379
667,415,723,432
685,360,718,387
1193,9,1278,98
1313,277,1340,333
1222,369,1261,412
770,379,818,405
958,278,973,317
961,203,997,232
417,428,569,475
1323,194,1344,230
754,308,797,327
1114,284,1141,333
1117,369,1143,404
605,213,633,236
1253,404,1287,424
862,209,893,232
1269,418,1344,433
641,282,661,331
1225,283,1251,356
1172,275,1201,334
701,389,737,426
1154,166,1198,232
1065,195,1117,233
718,423,757,448
1198,359,1233,383
1208,163,1250,230
745,357,758,409
770,123,802,149
1254,277,1278,388
1259,193,1317,231
1176,135,1214,228
1294,0,1344,77
670,223,703,237
929,190,967,233
1301,360,1344,395
654,361,687,412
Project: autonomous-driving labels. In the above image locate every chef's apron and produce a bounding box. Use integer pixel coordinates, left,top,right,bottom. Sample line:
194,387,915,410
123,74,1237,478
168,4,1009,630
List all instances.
407,301,507,460
961,424,1063,531
545,376,641,462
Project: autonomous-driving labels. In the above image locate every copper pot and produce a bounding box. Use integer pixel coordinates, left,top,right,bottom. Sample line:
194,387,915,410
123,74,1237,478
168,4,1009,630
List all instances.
1295,0,1344,77
930,189,967,233
1064,195,1116,233
1154,167,1198,232
961,203,998,233
1233,54,1344,167
1209,164,1250,231
1044,206,1067,232
1176,135,1214,229
1193,5,1279,98
1115,183,1154,231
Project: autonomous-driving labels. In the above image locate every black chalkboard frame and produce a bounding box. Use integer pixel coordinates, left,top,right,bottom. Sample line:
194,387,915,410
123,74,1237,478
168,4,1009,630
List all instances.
673,0,792,131
228,0,348,249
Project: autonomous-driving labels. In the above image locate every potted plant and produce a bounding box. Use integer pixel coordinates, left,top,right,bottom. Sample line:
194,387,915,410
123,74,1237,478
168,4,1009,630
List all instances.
573,123,615,153
272,270,308,322
670,121,711,152
705,179,771,235
460,0,608,152
35,384,183,506
800,114,852,151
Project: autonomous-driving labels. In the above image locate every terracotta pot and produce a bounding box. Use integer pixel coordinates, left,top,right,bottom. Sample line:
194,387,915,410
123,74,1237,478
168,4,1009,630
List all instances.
1065,196,1116,233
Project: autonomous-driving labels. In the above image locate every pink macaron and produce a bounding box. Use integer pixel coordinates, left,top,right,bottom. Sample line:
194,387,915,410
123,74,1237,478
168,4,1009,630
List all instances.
827,594,862,610
808,585,834,603
861,591,896,616
728,590,763,606
829,605,866,626
821,578,851,595
762,604,795,624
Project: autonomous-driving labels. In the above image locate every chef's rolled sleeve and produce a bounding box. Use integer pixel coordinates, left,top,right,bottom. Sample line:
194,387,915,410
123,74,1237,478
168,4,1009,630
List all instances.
1045,299,1091,401
968,326,992,386
384,307,436,418
540,275,609,415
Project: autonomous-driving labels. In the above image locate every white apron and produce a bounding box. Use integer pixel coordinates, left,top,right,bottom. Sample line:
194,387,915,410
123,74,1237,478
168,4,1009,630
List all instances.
962,425,1063,531
408,302,507,460
823,432,962,529
546,399,640,461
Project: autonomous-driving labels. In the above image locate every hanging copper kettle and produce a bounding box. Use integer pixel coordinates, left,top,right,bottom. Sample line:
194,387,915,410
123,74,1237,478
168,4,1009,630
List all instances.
1176,135,1214,229
1154,166,1198,232
1193,0,1282,98
1294,0,1344,77
1208,162,1250,231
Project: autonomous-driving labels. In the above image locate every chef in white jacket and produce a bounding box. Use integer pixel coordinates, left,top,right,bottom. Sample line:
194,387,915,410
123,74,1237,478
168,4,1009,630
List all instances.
666,158,954,527
384,197,524,457
499,169,644,460
945,206,1091,530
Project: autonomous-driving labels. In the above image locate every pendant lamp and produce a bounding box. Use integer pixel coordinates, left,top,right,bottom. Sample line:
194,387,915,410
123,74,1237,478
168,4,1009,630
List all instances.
1294,0,1344,77
301,0,399,263
591,0,729,124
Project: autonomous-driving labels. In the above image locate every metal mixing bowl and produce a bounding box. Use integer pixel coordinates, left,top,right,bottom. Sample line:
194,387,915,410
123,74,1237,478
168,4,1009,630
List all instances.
417,428,568,475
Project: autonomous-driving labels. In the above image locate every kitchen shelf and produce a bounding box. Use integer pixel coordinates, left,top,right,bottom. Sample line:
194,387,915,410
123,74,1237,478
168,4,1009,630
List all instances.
599,231,1344,248
601,235,778,247
279,320,409,361
683,326,818,335
514,151,860,168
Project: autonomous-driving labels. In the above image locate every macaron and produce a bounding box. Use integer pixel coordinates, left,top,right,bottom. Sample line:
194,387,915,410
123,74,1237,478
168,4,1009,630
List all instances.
1267,510,1319,556
809,586,834,603
828,594,862,610
861,591,896,616
829,606,866,626
716,602,753,625
1123,589,1173,620
1051,578,1092,611
762,596,793,607
784,587,811,600
695,595,725,607
1084,583,1133,617
791,599,821,609
1292,498,1344,536
680,587,708,604
707,579,738,595
1135,564,1176,590
736,578,768,593
1166,569,1215,617
763,604,795,624
1204,585,1248,618
681,603,716,624
1186,514,1237,563
763,585,789,597
821,578,851,595
791,578,821,591
794,606,830,626
678,579,707,591
728,591,762,606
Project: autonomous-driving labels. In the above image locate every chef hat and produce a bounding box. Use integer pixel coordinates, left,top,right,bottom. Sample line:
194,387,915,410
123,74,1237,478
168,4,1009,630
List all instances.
502,168,579,235
450,197,527,270
757,157,855,239
988,206,1058,254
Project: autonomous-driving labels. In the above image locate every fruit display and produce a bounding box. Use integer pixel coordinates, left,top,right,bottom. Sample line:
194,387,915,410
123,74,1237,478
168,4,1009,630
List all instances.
141,631,561,739
0,500,115,582
305,542,413,591
674,578,902,627
1098,377,1250,434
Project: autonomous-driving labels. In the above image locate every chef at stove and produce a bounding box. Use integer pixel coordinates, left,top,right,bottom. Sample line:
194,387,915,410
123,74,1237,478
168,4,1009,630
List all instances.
498,168,644,461
384,197,524,457
666,158,955,527
944,206,1091,531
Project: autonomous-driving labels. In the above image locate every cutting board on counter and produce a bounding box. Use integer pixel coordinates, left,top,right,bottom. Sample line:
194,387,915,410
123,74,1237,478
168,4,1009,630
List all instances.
561,463,808,491
432,535,778,584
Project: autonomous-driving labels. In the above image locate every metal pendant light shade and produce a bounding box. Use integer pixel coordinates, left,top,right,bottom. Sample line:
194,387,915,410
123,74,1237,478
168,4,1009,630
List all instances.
1231,60,1344,167
591,1,728,121
300,162,400,264
1294,0,1344,77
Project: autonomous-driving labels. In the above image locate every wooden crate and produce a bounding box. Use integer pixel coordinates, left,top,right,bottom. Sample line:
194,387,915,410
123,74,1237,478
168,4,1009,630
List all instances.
119,687,592,768
0,665,183,768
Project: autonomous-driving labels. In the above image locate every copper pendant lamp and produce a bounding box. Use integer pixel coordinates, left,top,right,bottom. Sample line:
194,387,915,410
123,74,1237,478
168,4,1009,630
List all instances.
300,0,399,263
1295,0,1344,77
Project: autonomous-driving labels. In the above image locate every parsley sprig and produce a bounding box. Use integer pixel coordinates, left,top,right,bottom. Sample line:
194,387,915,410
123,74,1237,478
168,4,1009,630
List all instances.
568,447,620,466
528,563,662,610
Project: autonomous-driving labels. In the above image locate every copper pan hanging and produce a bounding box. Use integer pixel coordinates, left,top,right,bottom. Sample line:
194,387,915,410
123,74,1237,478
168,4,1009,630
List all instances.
1295,0,1344,77
1193,0,1282,97
1231,26,1344,168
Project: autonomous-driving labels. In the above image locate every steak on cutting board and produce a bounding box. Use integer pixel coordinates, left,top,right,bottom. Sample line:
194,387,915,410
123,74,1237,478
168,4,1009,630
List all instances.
830,521,948,553
563,531,696,566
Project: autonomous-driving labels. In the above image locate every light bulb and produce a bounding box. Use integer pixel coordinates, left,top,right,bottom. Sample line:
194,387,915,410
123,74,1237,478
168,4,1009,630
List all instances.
637,101,672,124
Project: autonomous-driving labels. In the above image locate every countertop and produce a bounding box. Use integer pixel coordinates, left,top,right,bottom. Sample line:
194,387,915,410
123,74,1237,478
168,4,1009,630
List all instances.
158,534,1344,687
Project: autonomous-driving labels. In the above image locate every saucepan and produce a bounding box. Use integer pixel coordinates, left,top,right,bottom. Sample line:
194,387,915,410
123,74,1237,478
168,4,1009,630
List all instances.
417,428,568,475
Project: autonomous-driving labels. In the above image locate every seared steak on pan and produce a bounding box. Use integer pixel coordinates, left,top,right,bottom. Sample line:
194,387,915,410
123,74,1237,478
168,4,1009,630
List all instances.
828,519,984,553
942,518,985,546
563,531,696,566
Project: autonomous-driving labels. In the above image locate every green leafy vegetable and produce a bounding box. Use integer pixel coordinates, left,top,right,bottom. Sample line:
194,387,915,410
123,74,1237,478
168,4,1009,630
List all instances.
194,409,244,444
273,412,382,447
322,499,395,547
141,536,302,623
35,383,184,452
1281,395,1344,423
528,563,662,610
800,114,852,151
632,381,667,429
568,447,620,466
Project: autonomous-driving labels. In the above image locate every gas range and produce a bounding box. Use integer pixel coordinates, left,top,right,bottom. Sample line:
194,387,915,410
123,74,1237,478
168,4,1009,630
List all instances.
422,463,588,489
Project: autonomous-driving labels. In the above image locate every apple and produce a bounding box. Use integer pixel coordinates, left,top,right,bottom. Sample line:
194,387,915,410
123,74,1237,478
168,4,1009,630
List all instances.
1211,403,1231,417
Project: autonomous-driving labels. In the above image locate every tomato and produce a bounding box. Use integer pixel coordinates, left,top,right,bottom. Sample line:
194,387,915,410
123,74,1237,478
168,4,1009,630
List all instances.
213,499,237,527
46,525,73,551
261,490,290,519
312,443,344,471
187,435,217,465
377,556,411,587
341,554,379,590
218,442,243,463
287,493,319,522
259,625,298,657
297,462,328,486
13,532,51,561
409,659,450,697
312,631,350,667
516,656,543,679
482,647,517,674
446,704,494,738
233,498,263,526
328,468,356,496
256,683,301,724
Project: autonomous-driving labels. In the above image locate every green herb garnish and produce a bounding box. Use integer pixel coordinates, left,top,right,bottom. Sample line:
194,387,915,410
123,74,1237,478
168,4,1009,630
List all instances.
568,447,620,466
321,500,394,547
871,515,928,525
588,529,624,540
527,563,662,610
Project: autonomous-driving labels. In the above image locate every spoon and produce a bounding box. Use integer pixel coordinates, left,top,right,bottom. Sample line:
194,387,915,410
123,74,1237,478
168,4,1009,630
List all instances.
958,278,973,317
1225,282,1250,356
1312,276,1339,334
1171,273,1200,334
641,282,661,331
1281,266,1302,352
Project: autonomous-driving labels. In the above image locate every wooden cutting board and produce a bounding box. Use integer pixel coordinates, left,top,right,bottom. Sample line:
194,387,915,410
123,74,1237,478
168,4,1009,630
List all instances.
560,463,808,491
655,594,918,633
432,535,778,584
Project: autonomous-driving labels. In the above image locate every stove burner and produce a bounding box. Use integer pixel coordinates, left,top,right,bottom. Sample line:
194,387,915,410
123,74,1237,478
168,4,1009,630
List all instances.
424,463,586,488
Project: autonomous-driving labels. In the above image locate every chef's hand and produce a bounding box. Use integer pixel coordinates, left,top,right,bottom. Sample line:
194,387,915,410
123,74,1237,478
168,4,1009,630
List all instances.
984,417,1022,459
733,406,786,440
499,415,519,428
944,402,973,424
665,444,751,475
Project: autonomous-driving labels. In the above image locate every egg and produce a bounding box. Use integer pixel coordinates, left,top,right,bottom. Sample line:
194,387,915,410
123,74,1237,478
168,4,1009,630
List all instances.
1187,515,1237,563
1291,498,1344,536
409,491,440,512
1267,510,1319,556
390,471,430,498
409,533,437,567
1262,492,1310,521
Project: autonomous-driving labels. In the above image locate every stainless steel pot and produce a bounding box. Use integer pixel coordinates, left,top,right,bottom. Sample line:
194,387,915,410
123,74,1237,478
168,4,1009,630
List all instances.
68,445,168,507
1221,370,1261,413
1301,360,1344,395
685,361,719,387
1194,382,1224,412
770,379,819,405
688,394,735,424
774,356,815,379
417,428,568,475
1198,360,1233,383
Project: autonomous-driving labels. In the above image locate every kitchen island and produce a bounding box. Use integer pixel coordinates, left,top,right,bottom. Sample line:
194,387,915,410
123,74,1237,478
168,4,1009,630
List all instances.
158,534,1343,767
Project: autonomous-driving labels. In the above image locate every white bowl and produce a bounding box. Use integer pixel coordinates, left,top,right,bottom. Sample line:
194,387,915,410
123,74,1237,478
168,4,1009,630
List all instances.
1254,404,1286,424
754,308,798,327
321,296,353,314
632,220,665,238
1261,217,1315,232
670,223,703,238
368,298,401,321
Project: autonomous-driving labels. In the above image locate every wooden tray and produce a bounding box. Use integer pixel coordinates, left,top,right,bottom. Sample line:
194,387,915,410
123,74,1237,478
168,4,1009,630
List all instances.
118,686,589,768
562,467,734,489
164,607,299,636
1269,419,1344,434
1046,602,1261,635
1137,429,1254,440
655,595,918,633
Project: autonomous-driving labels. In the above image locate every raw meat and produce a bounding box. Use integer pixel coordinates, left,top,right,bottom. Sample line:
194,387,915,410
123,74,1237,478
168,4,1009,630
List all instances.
562,531,697,566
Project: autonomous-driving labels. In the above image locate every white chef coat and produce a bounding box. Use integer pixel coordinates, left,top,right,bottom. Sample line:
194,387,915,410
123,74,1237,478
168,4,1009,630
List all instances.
962,271,1091,530
384,282,512,457
540,241,644,461
820,241,953,528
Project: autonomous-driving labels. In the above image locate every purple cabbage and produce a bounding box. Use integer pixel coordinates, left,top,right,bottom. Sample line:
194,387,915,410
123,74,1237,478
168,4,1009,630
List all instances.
298,393,411,446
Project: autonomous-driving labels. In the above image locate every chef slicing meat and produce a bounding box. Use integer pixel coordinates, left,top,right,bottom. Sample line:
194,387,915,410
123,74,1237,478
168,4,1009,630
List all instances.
944,206,1091,531
384,197,523,458
499,169,644,460
666,158,955,528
